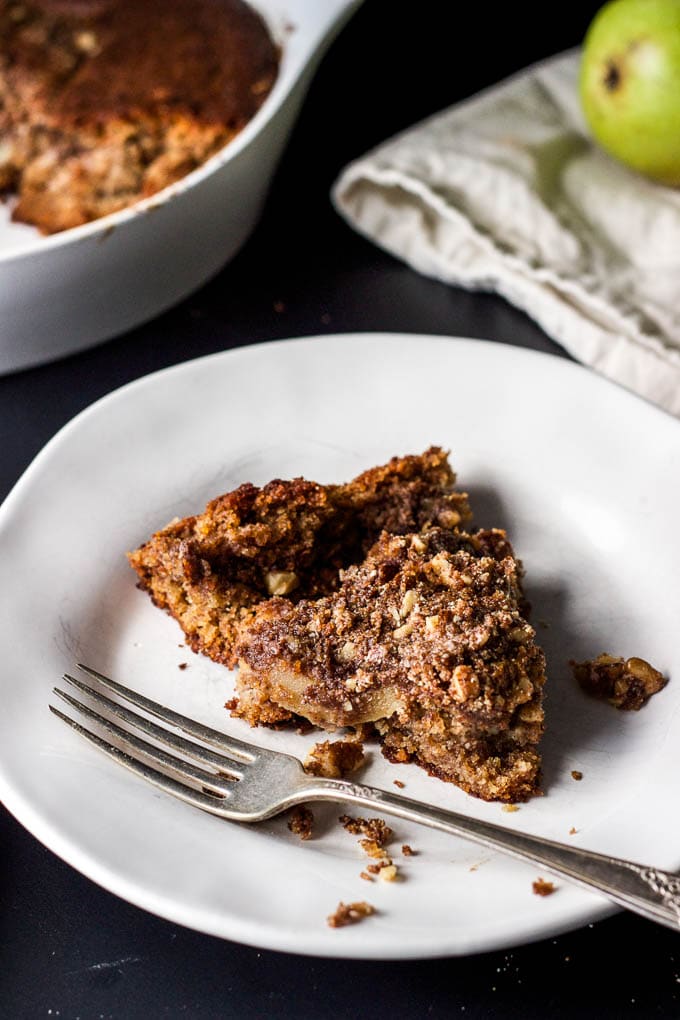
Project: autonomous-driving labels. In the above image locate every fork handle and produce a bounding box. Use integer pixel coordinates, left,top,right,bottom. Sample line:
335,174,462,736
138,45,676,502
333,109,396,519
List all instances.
297,778,680,932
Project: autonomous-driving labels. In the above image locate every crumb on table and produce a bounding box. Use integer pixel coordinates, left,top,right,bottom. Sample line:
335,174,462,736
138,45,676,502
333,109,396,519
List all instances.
570,770,583,781
570,653,667,710
304,739,365,779
326,901,376,928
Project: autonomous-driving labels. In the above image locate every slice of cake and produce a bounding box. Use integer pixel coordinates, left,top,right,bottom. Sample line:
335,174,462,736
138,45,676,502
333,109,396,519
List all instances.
128,448,545,800
236,527,545,802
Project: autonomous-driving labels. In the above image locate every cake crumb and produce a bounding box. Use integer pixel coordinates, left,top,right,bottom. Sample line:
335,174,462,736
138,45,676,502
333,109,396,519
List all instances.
339,813,395,865
532,878,557,897
327,901,375,928
359,871,373,882
287,805,314,841
178,662,188,670
401,844,416,857
571,770,583,781
570,653,667,710
379,864,398,882
393,780,405,789
569,827,578,835
360,838,388,860
340,815,393,845
502,804,519,813
304,740,365,779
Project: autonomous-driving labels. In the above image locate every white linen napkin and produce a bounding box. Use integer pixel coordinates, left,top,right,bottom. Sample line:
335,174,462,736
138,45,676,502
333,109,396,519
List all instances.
332,50,680,418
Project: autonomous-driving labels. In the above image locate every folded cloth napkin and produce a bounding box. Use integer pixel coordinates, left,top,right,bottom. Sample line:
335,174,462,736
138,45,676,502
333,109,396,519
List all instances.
332,50,680,418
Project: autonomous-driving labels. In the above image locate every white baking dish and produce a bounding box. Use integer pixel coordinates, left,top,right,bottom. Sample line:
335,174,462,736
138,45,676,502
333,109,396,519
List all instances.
0,0,362,373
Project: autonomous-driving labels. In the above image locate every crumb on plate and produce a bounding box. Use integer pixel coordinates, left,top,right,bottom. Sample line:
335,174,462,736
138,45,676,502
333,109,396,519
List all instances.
287,805,314,841
532,878,557,897
570,654,667,710
327,901,376,928
304,739,365,779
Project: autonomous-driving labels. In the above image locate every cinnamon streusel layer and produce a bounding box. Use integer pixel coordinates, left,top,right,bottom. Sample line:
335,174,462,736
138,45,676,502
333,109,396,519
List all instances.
236,527,545,801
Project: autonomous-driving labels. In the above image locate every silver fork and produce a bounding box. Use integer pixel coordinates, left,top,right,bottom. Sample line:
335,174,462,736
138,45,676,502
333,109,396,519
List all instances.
51,664,680,932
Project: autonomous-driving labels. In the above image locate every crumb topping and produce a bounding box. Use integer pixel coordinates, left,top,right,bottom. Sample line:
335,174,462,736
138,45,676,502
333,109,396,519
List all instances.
239,526,545,728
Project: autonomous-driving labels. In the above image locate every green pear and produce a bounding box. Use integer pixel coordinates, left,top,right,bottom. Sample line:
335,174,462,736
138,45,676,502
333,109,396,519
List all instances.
580,0,680,185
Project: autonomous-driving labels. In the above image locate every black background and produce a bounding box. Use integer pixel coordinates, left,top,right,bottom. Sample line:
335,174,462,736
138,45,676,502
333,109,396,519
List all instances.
3,2,680,1017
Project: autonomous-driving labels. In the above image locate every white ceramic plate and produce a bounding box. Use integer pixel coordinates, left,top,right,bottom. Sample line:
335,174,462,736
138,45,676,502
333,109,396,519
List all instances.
1,333,678,959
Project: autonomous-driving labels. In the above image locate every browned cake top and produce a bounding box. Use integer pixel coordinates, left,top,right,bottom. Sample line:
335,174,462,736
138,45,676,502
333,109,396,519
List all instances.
0,0,279,129
238,526,545,725
130,447,472,605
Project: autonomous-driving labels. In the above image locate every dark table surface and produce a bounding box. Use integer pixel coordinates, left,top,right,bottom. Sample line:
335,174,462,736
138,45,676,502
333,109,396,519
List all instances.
2,3,679,1018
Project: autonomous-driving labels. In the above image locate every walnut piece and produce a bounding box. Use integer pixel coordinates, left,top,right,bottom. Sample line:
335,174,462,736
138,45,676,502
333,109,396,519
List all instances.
265,570,299,596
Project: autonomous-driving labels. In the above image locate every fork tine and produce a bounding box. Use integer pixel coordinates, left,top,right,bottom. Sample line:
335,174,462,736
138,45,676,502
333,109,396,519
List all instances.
49,704,234,816
75,663,257,762
52,688,235,796
62,672,243,776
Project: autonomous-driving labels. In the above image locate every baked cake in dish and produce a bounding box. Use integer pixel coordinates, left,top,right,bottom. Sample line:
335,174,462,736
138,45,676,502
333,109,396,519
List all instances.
129,449,546,801
0,0,279,233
